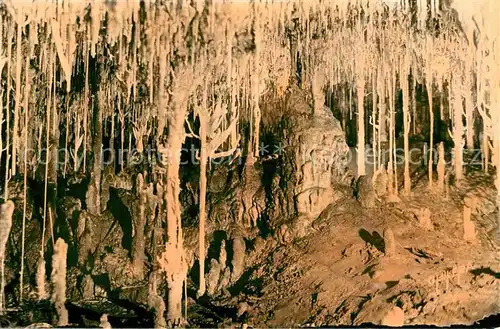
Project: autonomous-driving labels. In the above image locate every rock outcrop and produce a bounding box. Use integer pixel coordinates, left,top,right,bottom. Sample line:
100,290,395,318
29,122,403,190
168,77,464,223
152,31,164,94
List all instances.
272,87,352,238
291,104,351,219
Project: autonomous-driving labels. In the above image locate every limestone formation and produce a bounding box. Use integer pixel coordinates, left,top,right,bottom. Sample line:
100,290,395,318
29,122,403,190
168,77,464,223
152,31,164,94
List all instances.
51,238,68,326
36,254,48,301
415,208,433,230
381,306,405,326
99,314,112,329
206,240,229,296
287,92,351,228
372,167,388,199
148,273,166,329
357,176,377,209
276,224,292,245
206,258,222,297
131,173,147,280
463,205,476,242
230,236,246,284
383,228,396,257
437,143,446,192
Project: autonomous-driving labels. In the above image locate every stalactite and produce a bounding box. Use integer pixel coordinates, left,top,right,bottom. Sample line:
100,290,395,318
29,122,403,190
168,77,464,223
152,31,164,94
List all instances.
42,47,53,260
377,64,387,145
132,16,138,103
20,32,32,304
464,55,474,150
11,12,23,178
391,67,398,197
52,18,72,93
356,71,366,177
376,70,384,169
426,71,434,189
83,40,89,173
451,77,464,185
63,96,70,178
118,94,125,172
387,73,395,197
411,75,417,136
401,54,411,194
372,72,378,173
4,26,13,200
49,47,59,244
86,82,103,215
252,3,262,159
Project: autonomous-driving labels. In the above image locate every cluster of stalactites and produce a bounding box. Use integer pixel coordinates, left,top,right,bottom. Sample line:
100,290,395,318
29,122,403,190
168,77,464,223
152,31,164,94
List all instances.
0,0,498,158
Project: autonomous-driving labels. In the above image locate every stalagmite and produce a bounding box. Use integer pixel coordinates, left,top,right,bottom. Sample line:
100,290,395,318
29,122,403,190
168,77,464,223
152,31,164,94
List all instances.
100,314,112,329
416,207,432,230
51,238,68,326
381,306,405,327
36,254,48,300
11,12,23,177
383,227,396,257
482,130,489,172
463,205,476,242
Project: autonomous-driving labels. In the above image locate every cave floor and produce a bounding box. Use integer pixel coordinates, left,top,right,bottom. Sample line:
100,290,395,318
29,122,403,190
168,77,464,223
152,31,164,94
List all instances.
208,171,499,327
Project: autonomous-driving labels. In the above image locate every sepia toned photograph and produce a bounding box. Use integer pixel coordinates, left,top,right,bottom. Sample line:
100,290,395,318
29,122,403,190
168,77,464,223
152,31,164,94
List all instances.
0,0,498,327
